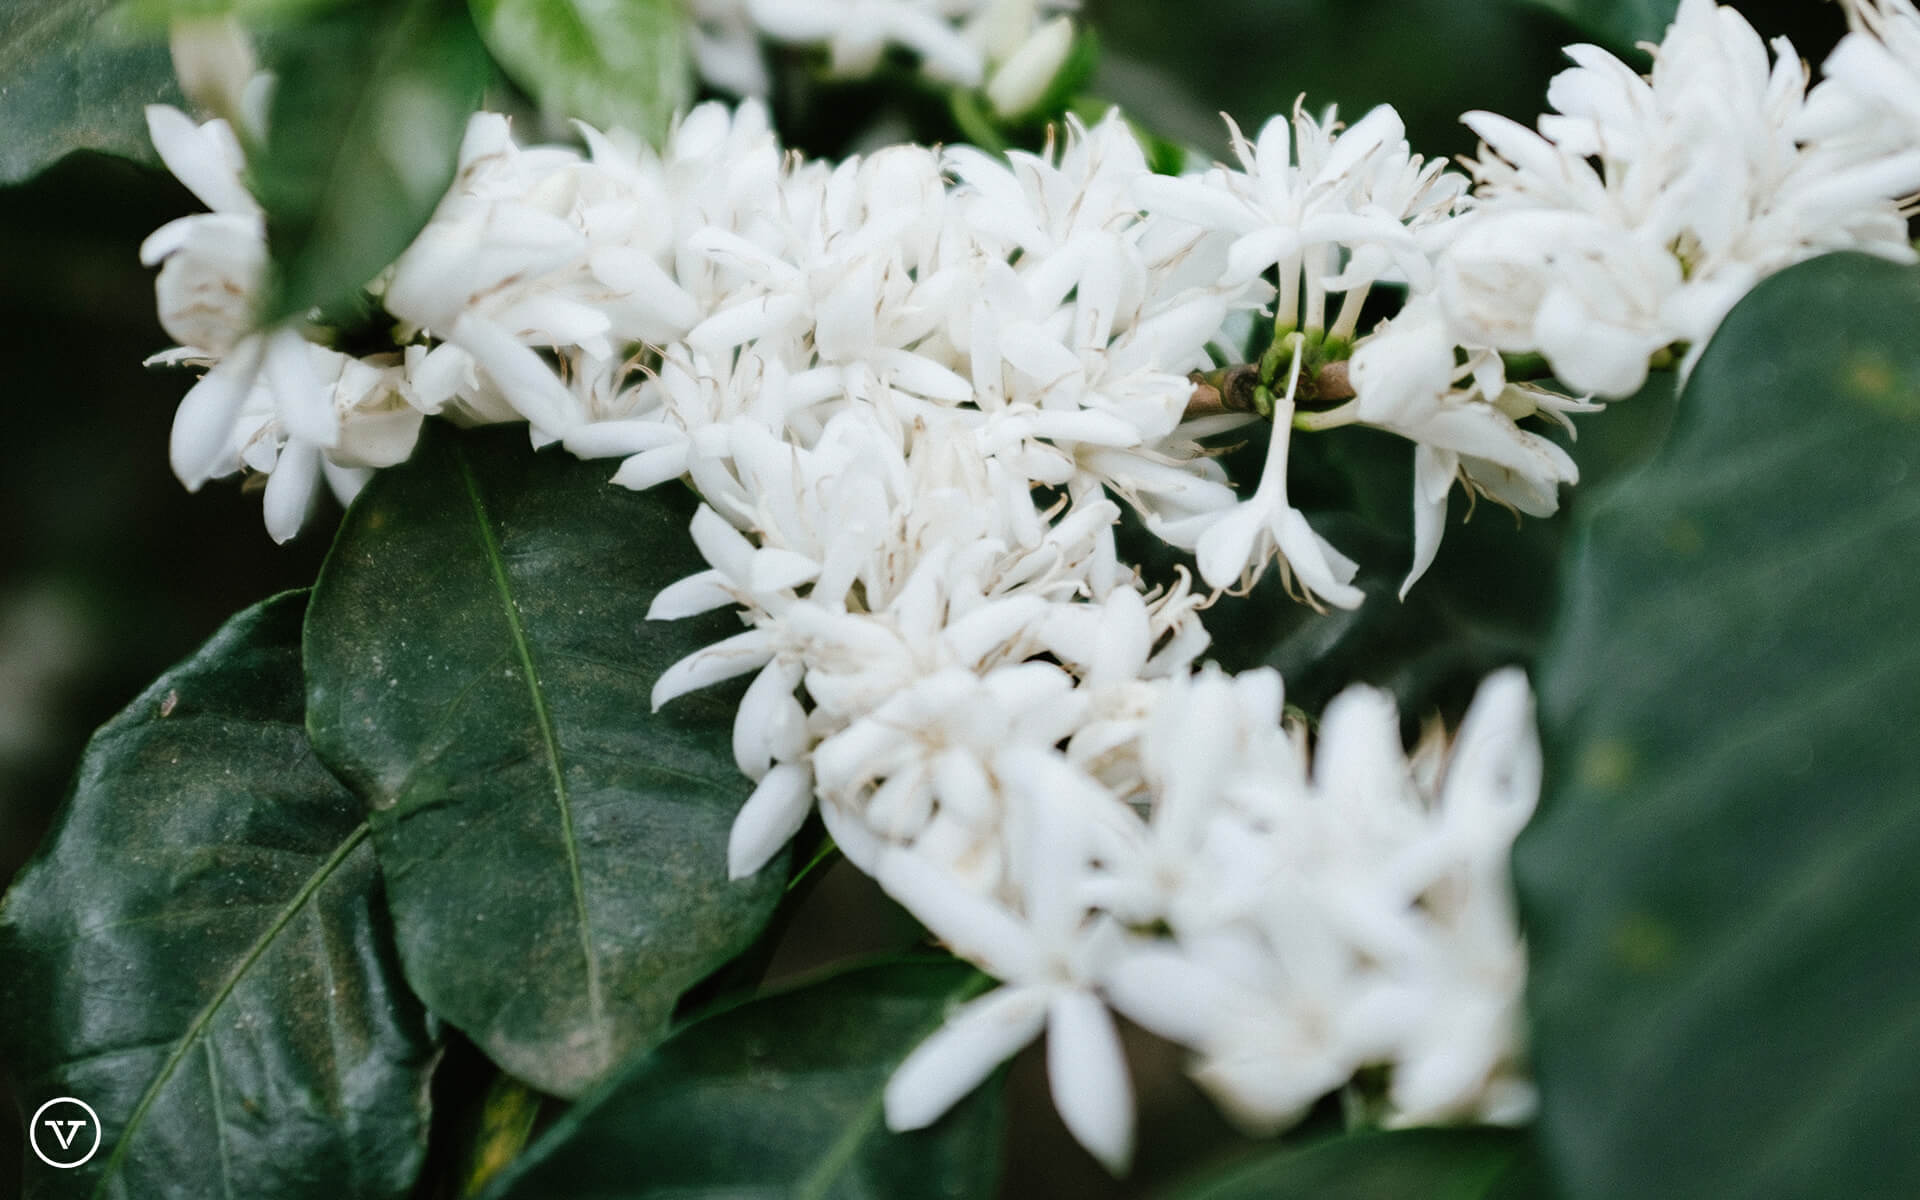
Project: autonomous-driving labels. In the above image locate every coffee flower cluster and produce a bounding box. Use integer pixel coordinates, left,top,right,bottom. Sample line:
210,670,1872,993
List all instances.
139,0,1920,1171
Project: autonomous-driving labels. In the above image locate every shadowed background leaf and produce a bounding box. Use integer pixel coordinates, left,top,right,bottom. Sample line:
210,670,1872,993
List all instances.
483,958,1005,1200
1164,1126,1540,1199
1514,0,1676,47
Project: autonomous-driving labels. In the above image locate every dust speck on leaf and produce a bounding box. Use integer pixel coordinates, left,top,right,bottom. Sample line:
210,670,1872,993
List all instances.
1610,913,1679,974
1662,519,1704,555
1579,738,1636,792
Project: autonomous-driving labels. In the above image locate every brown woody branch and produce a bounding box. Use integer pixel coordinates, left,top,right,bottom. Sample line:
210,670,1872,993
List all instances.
1186,361,1355,419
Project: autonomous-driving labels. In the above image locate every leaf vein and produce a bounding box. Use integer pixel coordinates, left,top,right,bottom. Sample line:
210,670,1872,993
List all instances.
454,445,606,1045
87,824,371,1199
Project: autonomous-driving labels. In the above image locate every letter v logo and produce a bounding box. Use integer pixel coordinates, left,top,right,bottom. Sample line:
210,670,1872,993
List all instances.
28,1098,102,1168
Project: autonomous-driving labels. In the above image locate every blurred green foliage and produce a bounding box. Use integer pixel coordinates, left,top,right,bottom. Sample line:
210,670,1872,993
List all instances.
471,0,691,144
254,0,491,321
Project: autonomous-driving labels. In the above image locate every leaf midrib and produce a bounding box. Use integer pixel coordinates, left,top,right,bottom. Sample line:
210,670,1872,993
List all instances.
89,823,371,1199
455,445,606,1040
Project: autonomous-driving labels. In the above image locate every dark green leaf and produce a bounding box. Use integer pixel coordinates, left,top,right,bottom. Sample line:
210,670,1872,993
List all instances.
304,423,787,1098
1088,0,1575,162
0,0,182,184
252,0,488,322
483,958,1003,1200
0,592,441,1200
1519,252,1920,1200
1166,1127,1540,1199
115,0,361,27
469,0,689,144
1510,0,1675,50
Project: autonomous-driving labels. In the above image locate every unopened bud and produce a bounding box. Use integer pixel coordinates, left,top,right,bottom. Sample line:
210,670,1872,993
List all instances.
169,18,257,132
985,17,1075,120
975,0,1040,63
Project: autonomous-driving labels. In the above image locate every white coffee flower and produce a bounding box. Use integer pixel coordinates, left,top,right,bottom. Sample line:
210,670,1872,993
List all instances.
1442,0,1920,395
1799,0,1920,164
881,747,1134,1173
1137,101,1458,342
985,15,1075,118
140,106,264,358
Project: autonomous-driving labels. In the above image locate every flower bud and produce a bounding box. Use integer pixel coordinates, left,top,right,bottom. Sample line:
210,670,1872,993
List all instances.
169,18,257,133
985,16,1075,120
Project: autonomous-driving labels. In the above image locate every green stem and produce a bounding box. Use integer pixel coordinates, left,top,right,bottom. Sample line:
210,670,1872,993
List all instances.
1293,399,1360,431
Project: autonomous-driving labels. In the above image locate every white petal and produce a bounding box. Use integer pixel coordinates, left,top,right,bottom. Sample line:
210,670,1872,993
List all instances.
727,763,814,880
1272,507,1365,609
1442,667,1541,837
689,503,756,580
146,106,257,216
749,547,822,594
1225,227,1303,284
986,16,1074,119
733,658,802,778
876,849,1046,981
649,570,736,620
588,247,700,333
262,440,320,544
321,458,372,507
1194,500,1266,591
1104,948,1237,1047
449,312,581,436
874,349,975,403
139,216,195,267
940,596,1046,667
170,335,264,488
1533,287,1660,398
1320,104,1404,182
1400,445,1455,599
650,629,775,710
169,17,256,128
884,986,1050,1131
1315,683,1408,801
266,332,340,449
562,419,679,461
1046,990,1136,1175
610,444,689,491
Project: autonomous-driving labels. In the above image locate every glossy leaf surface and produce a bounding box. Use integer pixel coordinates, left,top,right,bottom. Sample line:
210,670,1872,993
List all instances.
0,593,440,1200
305,423,786,1098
